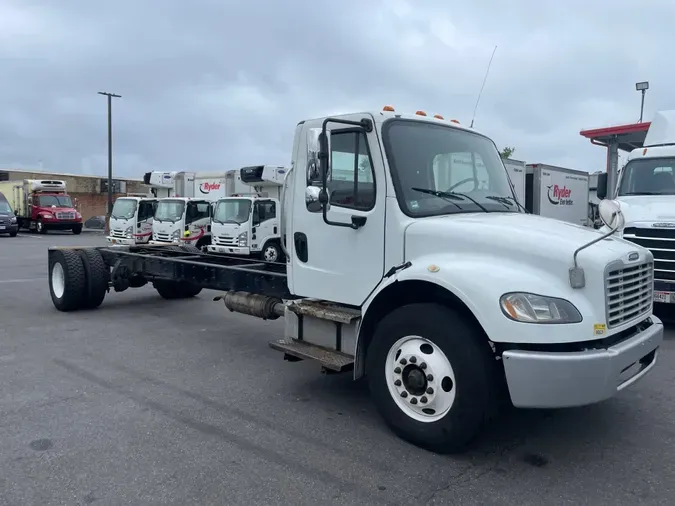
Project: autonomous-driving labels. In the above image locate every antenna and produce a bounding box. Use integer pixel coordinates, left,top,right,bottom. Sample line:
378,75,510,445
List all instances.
470,45,497,128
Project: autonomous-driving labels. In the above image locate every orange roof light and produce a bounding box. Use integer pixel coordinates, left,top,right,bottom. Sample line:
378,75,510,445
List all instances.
433,114,444,120
415,110,427,116
450,119,460,124
383,105,395,112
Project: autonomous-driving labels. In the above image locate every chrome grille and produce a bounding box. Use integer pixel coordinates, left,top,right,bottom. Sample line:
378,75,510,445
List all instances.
55,212,76,220
214,235,236,246
623,227,675,282
605,261,653,328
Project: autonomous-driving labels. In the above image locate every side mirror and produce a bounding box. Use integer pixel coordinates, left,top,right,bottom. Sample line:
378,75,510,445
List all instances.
596,172,608,200
599,199,625,232
306,127,331,185
305,186,330,213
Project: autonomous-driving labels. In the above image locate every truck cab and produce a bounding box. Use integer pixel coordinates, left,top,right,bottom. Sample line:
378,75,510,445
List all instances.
597,110,675,304
106,196,158,246
8,180,83,234
207,165,286,262
150,197,212,249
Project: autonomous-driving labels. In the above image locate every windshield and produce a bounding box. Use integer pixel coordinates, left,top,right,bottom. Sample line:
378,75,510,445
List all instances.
0,201,12,214
382,119,518,216
111,199,137,220
37,195,73,208
618,157,675,196
154,199,185,222
213,198,251,224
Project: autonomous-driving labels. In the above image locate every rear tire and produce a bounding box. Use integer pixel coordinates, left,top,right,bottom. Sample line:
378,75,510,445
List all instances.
77,249,109,309
152,279,202,299
366,302,500,454
48,250,86,311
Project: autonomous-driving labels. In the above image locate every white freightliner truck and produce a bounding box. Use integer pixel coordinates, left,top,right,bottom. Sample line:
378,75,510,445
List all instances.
596,109,675,305
149,170,246,250
46,107,663,453
207,165,287,263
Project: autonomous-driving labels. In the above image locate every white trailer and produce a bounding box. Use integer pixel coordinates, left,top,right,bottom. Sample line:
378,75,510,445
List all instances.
503,158,526,207
47,106,663,454
525,163,590,227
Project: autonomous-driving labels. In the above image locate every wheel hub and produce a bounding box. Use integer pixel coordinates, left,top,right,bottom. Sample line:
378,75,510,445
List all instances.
402,365,427,396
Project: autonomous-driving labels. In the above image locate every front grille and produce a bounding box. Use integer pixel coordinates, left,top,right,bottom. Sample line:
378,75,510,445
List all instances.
214,235,236,246
153,233,172,242
111,229,126,238
55,212,76,220
605,261,653,328
623,227,675,282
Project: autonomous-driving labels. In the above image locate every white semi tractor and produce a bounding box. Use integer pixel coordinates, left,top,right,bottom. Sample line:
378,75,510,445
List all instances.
207,165,287,263
47,106,663,453
596,109,675,306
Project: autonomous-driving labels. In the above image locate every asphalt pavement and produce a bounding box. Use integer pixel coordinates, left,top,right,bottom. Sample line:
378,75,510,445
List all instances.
1,231,674,505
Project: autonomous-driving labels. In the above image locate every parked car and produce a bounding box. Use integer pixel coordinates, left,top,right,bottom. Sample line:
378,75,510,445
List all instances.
0,191,19,237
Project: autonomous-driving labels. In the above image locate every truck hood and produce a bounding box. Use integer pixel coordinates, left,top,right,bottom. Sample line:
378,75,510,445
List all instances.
404,212,643,272
615,195,675,225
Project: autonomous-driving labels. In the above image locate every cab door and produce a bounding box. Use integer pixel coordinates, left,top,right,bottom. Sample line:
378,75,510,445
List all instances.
289,114,386,306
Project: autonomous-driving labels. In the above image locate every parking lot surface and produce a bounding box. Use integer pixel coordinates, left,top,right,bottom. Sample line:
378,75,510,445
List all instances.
1,231,674,505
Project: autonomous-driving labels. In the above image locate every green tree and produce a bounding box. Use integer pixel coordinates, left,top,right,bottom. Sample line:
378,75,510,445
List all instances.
500,146,515,159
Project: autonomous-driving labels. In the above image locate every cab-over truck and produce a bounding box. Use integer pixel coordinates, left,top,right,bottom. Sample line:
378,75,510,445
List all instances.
46,107,663,452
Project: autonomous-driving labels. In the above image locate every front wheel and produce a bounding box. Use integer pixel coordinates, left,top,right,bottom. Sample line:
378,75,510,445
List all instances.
261,241,282,263
366,303,500,453
36,218,47,234
72,224,83,235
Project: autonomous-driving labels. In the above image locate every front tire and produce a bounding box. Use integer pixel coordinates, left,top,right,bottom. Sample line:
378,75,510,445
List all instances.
37,218,46,234
366,303,499,453
262,241,282,263
72,224,83,235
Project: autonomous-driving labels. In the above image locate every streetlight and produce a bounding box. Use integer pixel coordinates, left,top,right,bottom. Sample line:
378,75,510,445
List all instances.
98,91,121,233
635,81,649,123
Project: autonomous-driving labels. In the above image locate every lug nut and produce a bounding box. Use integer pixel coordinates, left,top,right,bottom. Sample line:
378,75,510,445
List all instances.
420,362,427,370
410,397,418,405
426,387,434,395
409,356,417,364
394,367,401,374
426,374,433,382
400,358,407,365
394,379,401,386
420,396,428,403
401,391,408,398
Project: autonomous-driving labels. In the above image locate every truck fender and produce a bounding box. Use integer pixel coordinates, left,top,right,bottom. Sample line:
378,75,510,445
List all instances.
354,255,579,379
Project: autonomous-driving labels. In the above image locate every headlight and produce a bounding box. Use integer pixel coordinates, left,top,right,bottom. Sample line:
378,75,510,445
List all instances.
10,216,17,223
43,213,53,219
238,231,248,246
171,229,180,239
124,225,133,238
500,292,582,324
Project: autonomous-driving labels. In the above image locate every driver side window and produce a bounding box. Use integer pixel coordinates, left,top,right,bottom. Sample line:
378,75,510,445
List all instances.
186,202,210,224
433,152,489,192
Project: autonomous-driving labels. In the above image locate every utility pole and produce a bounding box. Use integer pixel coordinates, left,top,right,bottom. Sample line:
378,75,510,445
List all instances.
98,91,121,233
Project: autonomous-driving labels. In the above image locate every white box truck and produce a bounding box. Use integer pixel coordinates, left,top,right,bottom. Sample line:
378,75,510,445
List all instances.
503,158,526,206
525,163,590,226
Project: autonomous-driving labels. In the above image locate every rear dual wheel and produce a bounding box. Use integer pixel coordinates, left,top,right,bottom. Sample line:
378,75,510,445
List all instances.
49,249,109,311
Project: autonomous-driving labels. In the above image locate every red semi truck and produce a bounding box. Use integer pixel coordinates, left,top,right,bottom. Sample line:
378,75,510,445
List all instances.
0,179,83,234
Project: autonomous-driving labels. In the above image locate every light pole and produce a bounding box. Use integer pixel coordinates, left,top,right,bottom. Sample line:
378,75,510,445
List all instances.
635,81,649,123
98,91,121,233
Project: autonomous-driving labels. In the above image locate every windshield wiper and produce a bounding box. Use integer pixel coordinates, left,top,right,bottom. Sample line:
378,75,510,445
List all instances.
410,188,462,210
485,195,529,213
212,218,224,224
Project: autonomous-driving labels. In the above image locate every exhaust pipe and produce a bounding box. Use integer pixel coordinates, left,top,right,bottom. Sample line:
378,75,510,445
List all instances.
213,291,285,320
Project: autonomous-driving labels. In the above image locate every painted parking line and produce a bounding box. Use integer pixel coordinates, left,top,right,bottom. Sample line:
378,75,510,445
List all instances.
0,278,44,284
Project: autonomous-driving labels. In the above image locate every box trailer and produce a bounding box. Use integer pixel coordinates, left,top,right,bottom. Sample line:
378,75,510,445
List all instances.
503,158,526,207
525,163,590,227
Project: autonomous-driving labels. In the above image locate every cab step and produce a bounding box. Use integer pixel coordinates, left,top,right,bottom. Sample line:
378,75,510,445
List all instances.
269,338,354,372
286,299,361,324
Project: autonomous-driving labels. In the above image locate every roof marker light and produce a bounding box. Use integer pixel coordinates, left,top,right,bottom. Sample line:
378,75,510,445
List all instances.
433,114,444,120
450,119,460,124
415,110,427,116
383,105,395,112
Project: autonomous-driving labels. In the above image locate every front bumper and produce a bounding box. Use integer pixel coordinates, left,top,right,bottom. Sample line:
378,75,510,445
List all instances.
0,223,18,234
106,236,135,246
207,244,250,256
149,239,179,246
503,317,663,408
43,220,82,230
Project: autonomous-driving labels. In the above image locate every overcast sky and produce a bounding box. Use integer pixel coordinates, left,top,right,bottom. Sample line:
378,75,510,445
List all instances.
1,0,673,178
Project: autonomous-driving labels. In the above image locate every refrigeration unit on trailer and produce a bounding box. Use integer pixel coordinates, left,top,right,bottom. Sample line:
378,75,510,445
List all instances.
0,179,83,234
106,195,159,246
596,109,675,306
207,165,287,262
502,158,526,206
525,164,590,226
47,106,663,454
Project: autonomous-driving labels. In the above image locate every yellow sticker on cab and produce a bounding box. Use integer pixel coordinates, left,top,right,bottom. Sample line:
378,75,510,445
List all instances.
593,323,606,336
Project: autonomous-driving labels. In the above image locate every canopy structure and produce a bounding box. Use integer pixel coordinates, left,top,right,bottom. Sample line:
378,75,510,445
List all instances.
579,121,651,198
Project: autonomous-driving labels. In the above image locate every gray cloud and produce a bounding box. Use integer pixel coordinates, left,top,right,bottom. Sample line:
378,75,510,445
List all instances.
1,0,674,177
